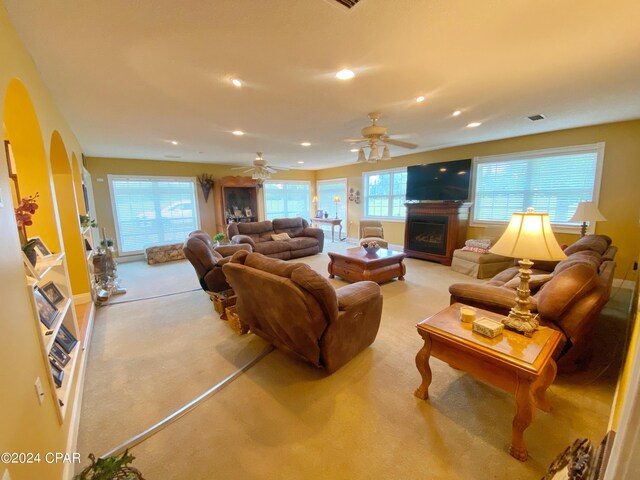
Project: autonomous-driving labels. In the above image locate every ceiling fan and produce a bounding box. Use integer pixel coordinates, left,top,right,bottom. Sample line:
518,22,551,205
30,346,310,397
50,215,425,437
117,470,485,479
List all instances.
231,152,289,180
345,112,418,163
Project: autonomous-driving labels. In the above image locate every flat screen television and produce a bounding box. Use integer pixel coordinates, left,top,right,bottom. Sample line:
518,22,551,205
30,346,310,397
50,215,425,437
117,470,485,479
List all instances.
406,159,472,201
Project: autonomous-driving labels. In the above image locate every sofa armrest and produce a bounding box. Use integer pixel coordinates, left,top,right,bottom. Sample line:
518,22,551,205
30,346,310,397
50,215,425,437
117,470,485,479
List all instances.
603,245,617,262
448,283,537,315
335,281,381,311
231,234,256,248
215,243,253,257
302,227,324,251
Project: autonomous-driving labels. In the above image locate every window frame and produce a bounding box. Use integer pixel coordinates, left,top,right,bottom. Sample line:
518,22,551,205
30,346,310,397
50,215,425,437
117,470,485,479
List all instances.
262,179,312,220
316,178,348,222
108,174,201,256
362,167,408,222
469,143,605,233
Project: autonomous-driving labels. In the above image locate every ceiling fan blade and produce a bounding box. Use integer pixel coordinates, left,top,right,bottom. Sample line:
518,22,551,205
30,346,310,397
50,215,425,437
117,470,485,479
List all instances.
265,167,277,174
383,138,418,149
344,138,368,143
271,165,290,171
230,166,249,170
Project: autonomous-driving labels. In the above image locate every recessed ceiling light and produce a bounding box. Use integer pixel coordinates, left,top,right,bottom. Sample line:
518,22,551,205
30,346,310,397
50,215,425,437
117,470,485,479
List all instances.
297,161,305,164
439,167,447,172
350,148,359,153
170,140,178,145
416,96,425,103
232,130,245,136
231,78,242,87
336,69,355,80
452,110,462,117
467,122,482,128
301,142,311,147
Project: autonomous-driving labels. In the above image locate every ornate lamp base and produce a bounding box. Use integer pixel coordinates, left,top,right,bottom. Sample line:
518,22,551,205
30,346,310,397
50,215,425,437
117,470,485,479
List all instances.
502,258,539,337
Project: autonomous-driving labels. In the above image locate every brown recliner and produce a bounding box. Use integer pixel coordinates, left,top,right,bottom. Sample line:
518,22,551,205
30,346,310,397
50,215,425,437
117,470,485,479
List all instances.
222,251,383,373
183,231,252,292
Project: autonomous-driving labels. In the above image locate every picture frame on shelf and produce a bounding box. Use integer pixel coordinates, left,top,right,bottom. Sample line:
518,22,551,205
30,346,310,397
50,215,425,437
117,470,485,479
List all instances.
49,341,71,367
41,281,65,306
233,207,243,218
244,207,252,217
56,324,78,354
315,210,324,218
50,359,64,388
84,238,93,252
34,287,59,329
22,251,38,278
28,236,53,259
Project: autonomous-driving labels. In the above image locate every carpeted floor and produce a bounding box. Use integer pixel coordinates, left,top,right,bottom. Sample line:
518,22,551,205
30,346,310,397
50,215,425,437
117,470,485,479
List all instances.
77,244,631,479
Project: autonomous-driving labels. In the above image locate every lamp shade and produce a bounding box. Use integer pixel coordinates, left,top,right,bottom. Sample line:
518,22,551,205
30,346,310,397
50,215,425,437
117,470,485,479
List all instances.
357,148,366,163
490,209,567,261
569,201,606,222
333,195,340,203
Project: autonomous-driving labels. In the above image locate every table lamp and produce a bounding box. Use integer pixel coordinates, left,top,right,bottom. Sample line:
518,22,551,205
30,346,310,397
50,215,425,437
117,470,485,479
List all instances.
333,196,340,219
569,201,606,237
489,208,567,336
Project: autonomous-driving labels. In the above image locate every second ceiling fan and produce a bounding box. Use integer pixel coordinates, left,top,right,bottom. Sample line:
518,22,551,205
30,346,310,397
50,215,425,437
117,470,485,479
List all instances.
231,152,289,180
345,112,418,163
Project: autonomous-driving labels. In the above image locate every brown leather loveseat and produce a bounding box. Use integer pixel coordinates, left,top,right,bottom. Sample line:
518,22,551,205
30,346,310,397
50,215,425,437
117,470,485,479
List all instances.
223,251,383,373
228,217,324,259
448,234,617,370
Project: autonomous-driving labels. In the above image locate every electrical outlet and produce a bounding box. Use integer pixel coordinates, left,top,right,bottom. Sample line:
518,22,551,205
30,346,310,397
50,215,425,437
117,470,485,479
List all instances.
3,468,11,480
35,377,45,405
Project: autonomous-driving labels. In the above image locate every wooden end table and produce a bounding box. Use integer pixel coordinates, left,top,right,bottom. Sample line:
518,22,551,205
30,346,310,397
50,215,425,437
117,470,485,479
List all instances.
414,303,562,461
328,247,406,284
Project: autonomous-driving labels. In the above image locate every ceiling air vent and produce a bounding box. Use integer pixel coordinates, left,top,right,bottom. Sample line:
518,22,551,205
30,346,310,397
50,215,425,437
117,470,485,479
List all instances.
331,0,361,9
528,114,546,121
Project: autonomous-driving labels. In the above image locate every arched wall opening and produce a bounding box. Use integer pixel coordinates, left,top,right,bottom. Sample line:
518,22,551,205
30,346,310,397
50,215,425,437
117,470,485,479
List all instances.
50,131,90,295
3,78,61,252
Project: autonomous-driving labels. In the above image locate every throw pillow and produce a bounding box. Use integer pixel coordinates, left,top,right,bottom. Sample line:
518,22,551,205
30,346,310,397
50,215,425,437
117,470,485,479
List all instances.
271,232,291,241
504,273,554,290
363,226,383,238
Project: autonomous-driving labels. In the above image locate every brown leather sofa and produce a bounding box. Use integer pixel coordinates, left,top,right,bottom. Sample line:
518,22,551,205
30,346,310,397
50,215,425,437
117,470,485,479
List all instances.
183,231,252,292
227,217,324,259
449,234,617,371
222,251,383,373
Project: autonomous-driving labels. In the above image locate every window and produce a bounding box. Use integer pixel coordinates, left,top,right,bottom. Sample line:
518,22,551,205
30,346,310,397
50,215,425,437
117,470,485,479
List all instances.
317,179,347,220
263,181,311,220
109,175,199,254
363,168,407,219
472,143,604,228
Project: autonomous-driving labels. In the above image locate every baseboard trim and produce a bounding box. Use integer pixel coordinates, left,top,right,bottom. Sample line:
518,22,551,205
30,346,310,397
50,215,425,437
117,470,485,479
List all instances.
613,279,635,290
73,292,93,305
63,302,96,480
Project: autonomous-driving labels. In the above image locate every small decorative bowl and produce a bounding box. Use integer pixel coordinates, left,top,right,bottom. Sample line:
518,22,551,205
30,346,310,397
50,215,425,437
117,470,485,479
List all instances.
364,246,380,255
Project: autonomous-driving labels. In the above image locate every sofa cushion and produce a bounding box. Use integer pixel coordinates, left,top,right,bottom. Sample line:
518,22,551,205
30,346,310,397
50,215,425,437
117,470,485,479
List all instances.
291,264,338,323
273,217,307,238
244,252,301,278
504,273,554,290
271,232,291,241
287,237,319,250
554,250,602,274
254,241,291,256
537,263,598,322
563,234,612,256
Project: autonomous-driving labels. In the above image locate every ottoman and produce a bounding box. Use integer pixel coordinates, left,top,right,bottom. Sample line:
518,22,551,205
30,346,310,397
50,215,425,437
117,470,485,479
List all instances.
451,248,513,279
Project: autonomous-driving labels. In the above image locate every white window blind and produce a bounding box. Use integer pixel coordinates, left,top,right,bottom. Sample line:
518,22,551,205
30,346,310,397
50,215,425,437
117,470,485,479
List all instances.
317,179,347,220
263,181,310,220
473,144,603,226
363,168,407,219
109,175,199,254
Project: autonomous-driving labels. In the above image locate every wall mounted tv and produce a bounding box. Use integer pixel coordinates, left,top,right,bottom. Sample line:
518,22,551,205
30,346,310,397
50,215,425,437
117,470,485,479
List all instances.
406,159,472,201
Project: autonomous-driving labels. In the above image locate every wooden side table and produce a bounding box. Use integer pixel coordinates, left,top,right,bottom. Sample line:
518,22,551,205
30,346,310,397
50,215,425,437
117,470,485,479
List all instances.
310,217,346,242
414,303,562,461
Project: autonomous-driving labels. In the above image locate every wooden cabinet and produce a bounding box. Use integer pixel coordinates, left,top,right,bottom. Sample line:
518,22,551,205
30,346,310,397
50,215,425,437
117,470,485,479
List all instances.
214,176,259,234
24,252,80,422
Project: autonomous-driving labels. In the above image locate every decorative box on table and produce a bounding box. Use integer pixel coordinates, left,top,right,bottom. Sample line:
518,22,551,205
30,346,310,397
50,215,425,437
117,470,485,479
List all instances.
472,317,504,338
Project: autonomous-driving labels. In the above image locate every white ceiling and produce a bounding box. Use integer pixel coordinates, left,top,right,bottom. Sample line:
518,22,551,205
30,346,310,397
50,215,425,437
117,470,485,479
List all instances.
5,0,640,170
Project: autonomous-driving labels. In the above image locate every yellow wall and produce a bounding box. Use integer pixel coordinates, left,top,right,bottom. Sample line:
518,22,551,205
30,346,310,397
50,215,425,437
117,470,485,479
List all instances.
0,2,86,478
86,156,316,255
317,120,640,277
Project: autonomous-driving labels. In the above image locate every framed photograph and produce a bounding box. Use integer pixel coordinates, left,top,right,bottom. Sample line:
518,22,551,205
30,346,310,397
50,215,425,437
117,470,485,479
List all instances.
29,236,53,258
50,341,71,367
4,140,17,178
50,359,64,388
244,207,252,217
22,251,38,278
84,238,93,252
233,207,243,217
56,324,78,354
41,281,65,306
315,210,324,218
34,287,59,329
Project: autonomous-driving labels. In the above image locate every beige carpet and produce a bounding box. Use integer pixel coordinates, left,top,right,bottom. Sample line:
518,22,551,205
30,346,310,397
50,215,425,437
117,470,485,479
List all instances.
77,246,630,479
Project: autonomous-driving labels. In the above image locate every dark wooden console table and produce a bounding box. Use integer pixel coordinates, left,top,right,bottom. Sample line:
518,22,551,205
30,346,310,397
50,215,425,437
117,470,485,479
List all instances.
404,202,470,265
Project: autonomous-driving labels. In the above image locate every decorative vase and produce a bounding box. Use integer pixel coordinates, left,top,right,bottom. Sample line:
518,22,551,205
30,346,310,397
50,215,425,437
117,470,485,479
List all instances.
364,246,380,255
324,212,329,218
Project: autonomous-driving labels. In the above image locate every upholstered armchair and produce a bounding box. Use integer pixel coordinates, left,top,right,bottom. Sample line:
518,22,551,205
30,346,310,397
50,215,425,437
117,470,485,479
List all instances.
222,251,383,373
183,231,252,292
359,220,388,249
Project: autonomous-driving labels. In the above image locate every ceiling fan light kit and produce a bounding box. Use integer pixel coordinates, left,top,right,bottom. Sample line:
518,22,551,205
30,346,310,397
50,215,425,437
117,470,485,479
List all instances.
231,152,289,181
348,112,417,164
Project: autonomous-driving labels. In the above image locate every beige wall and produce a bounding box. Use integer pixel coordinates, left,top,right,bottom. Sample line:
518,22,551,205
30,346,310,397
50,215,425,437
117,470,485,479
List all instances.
86,156,316,255
0,2,86,478
317,120,640,278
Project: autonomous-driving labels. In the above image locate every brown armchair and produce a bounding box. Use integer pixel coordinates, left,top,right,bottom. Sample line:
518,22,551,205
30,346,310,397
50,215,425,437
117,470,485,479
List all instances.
222,251,383,373
183,231,252,292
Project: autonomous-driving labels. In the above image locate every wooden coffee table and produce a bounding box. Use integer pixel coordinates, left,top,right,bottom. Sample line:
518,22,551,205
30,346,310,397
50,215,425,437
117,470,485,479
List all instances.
414,303,562,461
328,247,406,284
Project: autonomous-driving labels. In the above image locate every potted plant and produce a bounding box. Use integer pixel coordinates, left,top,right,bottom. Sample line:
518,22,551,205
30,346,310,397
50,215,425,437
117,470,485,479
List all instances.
14,192,40,264
74,450,144,480
80,214,98,229
213,233,226,246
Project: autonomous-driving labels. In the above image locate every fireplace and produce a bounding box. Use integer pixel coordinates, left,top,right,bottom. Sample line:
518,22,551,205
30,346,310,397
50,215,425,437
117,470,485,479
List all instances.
404,202,470,265
407,216,448,256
